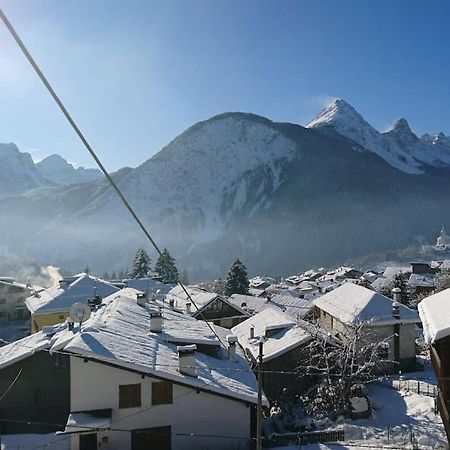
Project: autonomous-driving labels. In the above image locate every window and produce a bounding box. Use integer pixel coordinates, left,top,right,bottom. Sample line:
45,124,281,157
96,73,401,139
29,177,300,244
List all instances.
0,298,6,304
59,314,65,320
152,381,173,406
119,383,141,408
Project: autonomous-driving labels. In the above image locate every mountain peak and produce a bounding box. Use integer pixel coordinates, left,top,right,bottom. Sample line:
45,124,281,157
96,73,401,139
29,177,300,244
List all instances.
306,98,365,129
385,117,418,147
389,118,412,133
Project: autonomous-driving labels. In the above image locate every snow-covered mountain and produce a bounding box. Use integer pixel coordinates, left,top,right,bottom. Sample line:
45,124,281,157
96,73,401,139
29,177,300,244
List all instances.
0,145,102,196
35,154,101,186
0,143,51,195
307,98,450,174
2,102,450,279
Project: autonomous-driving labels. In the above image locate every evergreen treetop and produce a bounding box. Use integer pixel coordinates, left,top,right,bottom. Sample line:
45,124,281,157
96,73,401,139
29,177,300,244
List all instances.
129,248,152,279
224,259,249,296
155,248,179,284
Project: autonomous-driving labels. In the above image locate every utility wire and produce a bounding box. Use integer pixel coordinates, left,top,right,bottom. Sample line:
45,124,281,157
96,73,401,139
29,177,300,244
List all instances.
0,369,22,401
0,7,225,348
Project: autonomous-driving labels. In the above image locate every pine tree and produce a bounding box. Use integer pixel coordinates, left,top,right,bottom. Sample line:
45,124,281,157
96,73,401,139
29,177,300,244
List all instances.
224,259,249,296
155,249,179,283
129,248,152,279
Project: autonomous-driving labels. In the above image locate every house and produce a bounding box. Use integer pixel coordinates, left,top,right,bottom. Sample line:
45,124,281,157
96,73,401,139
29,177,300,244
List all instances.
25,273,119,333
165,285,248,328
228,293,314,321
0,324,70,434
231,307,331,400
0,288,266,449
418,288,450,441
408,273,435,295
314,283,421,371
0,277,34,323
43,288,265,448
410,261,439,276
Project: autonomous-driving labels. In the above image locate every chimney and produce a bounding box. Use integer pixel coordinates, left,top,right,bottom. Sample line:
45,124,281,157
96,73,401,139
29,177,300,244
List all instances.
249,325,255,340
227,335,238,361
186,302,192,314
149,309,162,333
66,317,74,331
392,287,401,303
392,301,400,320
136,292,147,306
177,344,197,377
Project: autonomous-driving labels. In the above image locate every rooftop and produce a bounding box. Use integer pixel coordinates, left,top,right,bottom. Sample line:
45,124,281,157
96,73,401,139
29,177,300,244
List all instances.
1,287,264,406
314,283,420,326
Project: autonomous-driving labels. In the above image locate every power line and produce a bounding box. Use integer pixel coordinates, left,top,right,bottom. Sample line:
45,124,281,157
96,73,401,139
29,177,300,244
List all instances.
0,6,225,349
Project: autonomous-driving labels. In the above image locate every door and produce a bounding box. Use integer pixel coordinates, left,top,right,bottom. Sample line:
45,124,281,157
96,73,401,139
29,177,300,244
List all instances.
79,433,97,450
132,426,171,450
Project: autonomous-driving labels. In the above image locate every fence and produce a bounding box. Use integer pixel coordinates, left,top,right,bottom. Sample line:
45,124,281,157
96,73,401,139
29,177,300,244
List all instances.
392,378,438,398
262,428,345,448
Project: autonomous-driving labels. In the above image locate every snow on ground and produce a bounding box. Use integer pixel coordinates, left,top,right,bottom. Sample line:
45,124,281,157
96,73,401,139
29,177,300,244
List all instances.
270,357,448,449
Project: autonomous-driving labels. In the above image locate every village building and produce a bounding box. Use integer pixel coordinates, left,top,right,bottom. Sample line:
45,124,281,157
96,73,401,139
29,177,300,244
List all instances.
0,287,265,449
228,293,314,322
165,285,248,328
0,324,71,434
231,307,331,400
314,283,420,371
436,226,450,248
408,273,435,295
0,277,34,323
25,273,119,333
418,288,450,441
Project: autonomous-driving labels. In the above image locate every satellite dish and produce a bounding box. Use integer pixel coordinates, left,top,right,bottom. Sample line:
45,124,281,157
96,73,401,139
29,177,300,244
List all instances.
69,302,91,326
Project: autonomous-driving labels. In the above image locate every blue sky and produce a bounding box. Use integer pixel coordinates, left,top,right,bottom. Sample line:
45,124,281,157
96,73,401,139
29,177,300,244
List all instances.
0,0,449,170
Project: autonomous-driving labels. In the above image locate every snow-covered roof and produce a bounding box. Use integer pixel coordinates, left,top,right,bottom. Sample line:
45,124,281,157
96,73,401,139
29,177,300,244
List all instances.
314,283,420,326
165,285,221,314
121,278,174,295
418,288,450,343
231,307,316,362
409,273,435,289
25,274,119,314
228,293,313,320
1,288,264,406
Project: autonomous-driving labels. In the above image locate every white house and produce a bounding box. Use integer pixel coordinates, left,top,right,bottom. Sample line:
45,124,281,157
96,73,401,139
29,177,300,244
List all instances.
314,283,421,371
8,287,263,450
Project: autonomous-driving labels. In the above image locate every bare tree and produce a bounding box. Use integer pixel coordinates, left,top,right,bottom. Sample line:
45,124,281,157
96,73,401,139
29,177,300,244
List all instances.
301,321,394,420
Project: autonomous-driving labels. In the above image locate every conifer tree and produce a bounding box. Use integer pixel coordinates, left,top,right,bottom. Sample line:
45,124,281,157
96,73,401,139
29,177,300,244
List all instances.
129,248,152,279
155,249,179,283
224,259,249,296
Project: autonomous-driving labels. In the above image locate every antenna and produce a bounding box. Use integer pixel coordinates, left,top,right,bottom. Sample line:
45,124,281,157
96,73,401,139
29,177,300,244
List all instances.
69,302,91,331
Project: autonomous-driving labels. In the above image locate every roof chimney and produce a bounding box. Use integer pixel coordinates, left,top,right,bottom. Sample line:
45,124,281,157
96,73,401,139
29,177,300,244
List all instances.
149,309,162,333
392,287,401,303
186,302,192,314
392,301,400,320
249,325,255,340
177,344,197,377
227,335,238,361
136,292,147,307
